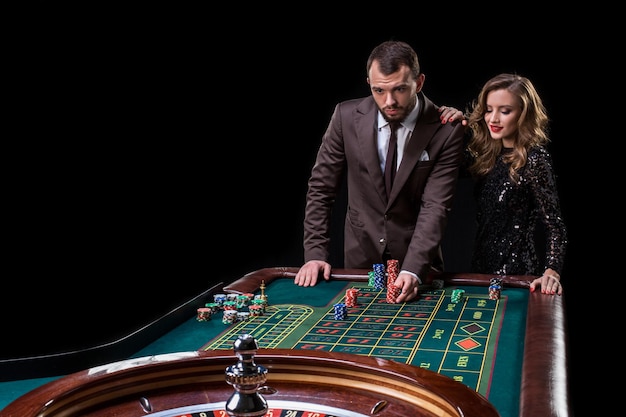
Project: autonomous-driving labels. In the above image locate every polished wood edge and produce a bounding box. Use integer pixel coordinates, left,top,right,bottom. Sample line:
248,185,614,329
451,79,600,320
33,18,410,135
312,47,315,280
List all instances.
0,283,226,380
222,267,535,294
1,349,500,417
222,267,571,417
521,292,571,416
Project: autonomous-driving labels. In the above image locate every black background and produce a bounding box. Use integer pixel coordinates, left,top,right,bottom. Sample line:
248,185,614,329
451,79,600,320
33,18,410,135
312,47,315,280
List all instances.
4,18,601,414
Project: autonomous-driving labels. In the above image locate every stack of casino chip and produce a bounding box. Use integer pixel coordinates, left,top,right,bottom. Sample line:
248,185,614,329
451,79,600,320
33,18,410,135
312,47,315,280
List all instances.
251,297,267,313
344,288,359,307
213,294,227,307
333,302,348,320
451,288,465,303
489,277,503,300
372,263,386,290
204,302,220,313
236,311,250,322
200,290,271,327
387,259,399,285
368,271,376,287
386,259,401,303
196,307,212,321
248,304,264,317
236,294,250,309
222,310,238,324
223,300,237,311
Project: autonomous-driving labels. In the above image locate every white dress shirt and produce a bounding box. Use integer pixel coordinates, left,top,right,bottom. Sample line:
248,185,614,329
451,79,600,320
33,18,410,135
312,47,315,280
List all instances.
377,100,420,174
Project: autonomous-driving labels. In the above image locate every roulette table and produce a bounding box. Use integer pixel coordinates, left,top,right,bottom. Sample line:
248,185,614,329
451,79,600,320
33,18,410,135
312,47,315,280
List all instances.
0,268,570,417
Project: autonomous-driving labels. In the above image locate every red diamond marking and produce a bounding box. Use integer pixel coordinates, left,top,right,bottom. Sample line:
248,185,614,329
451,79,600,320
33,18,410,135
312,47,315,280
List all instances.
456,337,481,351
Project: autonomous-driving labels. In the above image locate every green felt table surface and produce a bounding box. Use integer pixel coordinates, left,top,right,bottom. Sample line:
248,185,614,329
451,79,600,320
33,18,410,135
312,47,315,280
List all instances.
1,278,528,417
132,278,527,417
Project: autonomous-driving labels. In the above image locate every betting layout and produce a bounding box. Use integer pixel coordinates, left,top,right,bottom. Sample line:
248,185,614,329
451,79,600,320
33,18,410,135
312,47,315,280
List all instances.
202,283,505,395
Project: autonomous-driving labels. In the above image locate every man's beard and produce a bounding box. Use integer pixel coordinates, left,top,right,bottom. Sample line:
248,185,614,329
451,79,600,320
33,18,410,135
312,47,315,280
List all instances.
380,94,417,123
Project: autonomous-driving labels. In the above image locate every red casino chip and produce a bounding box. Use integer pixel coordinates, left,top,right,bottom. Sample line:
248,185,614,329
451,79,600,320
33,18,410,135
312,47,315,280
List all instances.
386,284,402,303
345,288,359,307
387,259,399,287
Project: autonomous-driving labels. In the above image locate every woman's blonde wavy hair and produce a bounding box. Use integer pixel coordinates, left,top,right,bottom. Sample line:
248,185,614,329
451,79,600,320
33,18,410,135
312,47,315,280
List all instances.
466,73,550,184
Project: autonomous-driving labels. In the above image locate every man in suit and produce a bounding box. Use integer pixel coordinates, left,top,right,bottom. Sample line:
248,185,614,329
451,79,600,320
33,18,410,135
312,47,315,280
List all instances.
294,40,465,303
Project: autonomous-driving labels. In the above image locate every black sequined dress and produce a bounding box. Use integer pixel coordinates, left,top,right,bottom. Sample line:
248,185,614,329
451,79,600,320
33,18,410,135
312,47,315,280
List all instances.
470,147,567,276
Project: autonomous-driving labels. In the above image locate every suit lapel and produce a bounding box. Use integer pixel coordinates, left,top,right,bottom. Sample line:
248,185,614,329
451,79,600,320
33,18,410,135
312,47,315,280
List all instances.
390,93,440,202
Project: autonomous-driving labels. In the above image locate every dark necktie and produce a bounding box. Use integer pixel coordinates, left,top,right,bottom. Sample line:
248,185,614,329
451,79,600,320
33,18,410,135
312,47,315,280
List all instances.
384,122,399,199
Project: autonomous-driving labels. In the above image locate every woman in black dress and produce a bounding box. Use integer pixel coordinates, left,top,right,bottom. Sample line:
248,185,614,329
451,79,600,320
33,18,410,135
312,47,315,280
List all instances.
464,73,567,295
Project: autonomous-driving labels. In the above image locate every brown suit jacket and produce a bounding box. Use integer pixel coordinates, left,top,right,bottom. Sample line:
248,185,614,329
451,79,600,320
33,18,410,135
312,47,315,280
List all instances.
303,92,465,280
